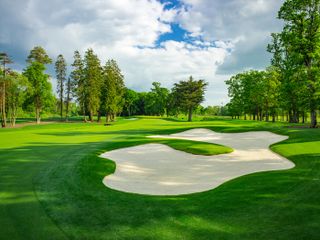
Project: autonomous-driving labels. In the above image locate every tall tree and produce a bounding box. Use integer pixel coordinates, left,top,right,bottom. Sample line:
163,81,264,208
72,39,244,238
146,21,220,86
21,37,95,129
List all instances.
65,77,72,121
101,59,125,122
172,76,208,122
0,52,13,128
55,54,67,120
123,88,139,116
70,50,86,121
27,46,52,65
24,46,53,124
275,0,320,127
148,82,169,116
83,49,102,121
6,71,29,126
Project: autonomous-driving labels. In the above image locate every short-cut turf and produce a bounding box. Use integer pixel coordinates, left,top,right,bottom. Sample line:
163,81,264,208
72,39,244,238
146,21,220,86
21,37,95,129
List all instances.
0,117,319,240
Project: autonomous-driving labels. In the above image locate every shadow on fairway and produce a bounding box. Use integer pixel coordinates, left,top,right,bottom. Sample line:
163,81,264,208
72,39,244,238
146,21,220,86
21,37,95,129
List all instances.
1,135,319,240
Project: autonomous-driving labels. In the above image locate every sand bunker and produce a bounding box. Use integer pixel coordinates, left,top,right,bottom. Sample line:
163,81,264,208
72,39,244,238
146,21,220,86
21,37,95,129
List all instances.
100,128,294,195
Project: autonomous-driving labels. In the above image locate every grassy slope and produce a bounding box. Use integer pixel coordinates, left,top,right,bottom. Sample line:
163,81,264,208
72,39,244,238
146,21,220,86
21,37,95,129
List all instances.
0,118,319,240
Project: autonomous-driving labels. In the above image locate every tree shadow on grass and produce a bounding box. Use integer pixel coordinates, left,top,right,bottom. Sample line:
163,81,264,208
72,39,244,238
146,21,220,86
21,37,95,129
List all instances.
1,134,320,239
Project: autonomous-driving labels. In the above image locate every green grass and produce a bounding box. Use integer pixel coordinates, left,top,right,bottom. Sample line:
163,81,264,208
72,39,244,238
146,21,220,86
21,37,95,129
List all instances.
0,117,319,240
152,138,233,155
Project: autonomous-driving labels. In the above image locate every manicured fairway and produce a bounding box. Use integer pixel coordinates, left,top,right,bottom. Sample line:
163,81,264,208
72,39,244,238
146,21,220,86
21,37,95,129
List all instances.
0,118,319,239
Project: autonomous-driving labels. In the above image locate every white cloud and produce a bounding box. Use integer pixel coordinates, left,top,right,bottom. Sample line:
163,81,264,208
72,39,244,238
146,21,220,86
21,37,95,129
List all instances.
0,0,284,105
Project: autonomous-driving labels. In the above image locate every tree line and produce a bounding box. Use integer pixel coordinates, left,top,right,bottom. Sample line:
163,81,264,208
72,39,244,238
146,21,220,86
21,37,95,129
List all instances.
122,77,208,121
226,0,320,128
0,47,208,127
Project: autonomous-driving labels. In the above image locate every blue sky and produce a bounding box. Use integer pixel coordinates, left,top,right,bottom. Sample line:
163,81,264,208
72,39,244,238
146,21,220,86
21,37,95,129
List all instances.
0,0,284,105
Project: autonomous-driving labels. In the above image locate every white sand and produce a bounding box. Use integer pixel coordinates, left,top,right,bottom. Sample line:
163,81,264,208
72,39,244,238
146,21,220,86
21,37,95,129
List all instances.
100,128,294,195
124,118,138,120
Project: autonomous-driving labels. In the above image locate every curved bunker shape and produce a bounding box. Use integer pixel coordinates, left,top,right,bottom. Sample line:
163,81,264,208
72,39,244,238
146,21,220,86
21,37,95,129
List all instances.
100,129,295,196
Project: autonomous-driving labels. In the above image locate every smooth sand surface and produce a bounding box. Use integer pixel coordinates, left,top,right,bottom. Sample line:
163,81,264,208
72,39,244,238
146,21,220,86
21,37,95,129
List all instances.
100,128,294,195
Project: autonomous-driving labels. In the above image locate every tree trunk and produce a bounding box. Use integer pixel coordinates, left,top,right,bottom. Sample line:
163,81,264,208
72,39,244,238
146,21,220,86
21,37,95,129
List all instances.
272,113,276,123
60,100,63,121
82,103,86,122
89,110,93,122
266,110,269,122
310,110,317,128
106,113,111,123
65,96,69,122
1,79,6,128
36,107,41,124
97,111,101,123
188,107,193,122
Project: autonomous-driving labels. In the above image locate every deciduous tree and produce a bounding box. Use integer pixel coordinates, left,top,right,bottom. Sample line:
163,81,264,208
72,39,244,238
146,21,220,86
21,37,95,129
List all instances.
172,76,208,122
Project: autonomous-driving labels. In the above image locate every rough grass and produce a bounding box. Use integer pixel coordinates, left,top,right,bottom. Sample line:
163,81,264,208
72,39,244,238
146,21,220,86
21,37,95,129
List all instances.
0,117,319,240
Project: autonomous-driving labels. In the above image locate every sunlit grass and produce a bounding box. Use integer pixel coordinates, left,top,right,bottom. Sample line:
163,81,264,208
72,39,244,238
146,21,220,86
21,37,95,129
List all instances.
0,117,319,239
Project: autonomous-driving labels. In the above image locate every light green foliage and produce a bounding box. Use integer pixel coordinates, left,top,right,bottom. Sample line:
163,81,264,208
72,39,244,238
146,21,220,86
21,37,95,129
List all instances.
6,71,29,126
123,88,139,116
23,57,54,124
226,69,280,121
269,0,320,127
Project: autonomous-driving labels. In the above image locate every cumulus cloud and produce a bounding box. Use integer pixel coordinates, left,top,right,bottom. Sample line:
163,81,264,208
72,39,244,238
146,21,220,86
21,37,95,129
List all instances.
0,0,284,105
177,0,284,73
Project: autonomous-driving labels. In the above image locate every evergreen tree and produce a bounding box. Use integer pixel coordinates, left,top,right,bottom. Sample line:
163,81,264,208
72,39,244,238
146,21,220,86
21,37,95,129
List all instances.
101,59,125,122
65,77,72,121
0,52,13,128
83,49,102,121
55,54,67,120
70,50,86,121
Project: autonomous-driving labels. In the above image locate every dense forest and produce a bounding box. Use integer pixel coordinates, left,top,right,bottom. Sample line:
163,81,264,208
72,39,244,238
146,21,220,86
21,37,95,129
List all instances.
226,0,320,128
0,47,212,127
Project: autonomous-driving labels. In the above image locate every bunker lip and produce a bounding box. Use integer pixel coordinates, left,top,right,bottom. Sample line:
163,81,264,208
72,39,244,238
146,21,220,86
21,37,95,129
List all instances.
100,128,295,196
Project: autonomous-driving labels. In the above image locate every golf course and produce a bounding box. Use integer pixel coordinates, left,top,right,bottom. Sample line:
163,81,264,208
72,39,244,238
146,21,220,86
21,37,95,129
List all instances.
2,0,320,239
1,117,319,239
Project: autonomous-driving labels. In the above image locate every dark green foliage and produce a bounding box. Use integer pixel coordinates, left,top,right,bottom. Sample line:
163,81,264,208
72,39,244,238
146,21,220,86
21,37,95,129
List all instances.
172,76,208,121
100,59,125,122
83,49,102,121
27,46,52,65
55,54,67,120
70,50,86,121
